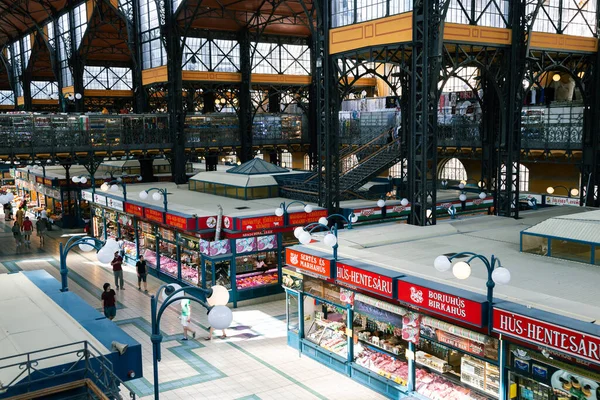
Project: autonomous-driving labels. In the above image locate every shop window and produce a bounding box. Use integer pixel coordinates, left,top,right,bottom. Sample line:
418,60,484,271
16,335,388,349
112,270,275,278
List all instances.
215,184,226,196
250,187,269,199
204,182,216,194
595,246,600,265
519,164,530,192
550,239,592,264
235,250,278,290
439,158,468,181
521,234,549,256
287,293,299,333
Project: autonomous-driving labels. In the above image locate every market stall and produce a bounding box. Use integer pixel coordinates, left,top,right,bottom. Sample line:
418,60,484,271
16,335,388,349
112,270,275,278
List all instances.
283,245,499,400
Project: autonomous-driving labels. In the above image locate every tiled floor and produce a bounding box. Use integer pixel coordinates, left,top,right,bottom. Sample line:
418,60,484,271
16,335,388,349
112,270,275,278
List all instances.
0,218,384,400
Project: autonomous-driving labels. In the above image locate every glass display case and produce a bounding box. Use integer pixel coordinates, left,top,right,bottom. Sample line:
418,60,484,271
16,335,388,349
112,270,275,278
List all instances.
305,319,348,358
158,228,178,278
235,251,278,290
105,210,118,239
204,258,232,290
180,234,200,285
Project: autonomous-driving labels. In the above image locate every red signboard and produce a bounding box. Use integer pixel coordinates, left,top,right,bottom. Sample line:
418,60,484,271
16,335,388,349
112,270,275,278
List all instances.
288,209,328,226
336,263,394,298
145,208,164,223
197,216,218,230
124,203,144,217
35,176,44,184
493,308,600,365
240,215,284,231
285,248,332,278
397,280,484,326
166,213,195,231
44,178,53,186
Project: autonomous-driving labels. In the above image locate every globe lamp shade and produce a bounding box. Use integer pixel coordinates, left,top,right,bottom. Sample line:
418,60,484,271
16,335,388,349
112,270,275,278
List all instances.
377,199,386,208
350,214,359,223
452,261,472,280
97,248,114,264
207,285,230,306
208,305,233,330
479,192,486,199
546,186,555,194
101,183,109,192
275,207,284,217
6,193,14,202
139,191,149,200
570,188,579,197
299,231,312,245
458,183,465,189
293,226,304,239
433,255,452,272
323,233,337,248
72,176,81,183
400,198,409,206
0,195,6,204
492,267,511,285
161,283,183,302
80,177,88,184
78,238,96,252
459,193,467,202
318,217,328,226
152,192,162,201
304,205,313,213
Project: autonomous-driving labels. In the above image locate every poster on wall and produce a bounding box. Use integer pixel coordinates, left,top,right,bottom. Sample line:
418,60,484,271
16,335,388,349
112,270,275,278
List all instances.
257,234,277,251
199,239,210,255
236,237,257,254
209,239,231,256
401,312,421,344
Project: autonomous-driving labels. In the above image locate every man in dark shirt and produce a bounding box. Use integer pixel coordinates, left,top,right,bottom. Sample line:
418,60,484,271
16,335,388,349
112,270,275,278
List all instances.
111,251,124,290
101,283,117,320
136,255,148,292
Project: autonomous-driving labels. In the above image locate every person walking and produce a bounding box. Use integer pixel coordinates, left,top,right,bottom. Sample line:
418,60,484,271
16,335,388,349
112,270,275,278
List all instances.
205,326,227,341
180,299,196,340
22,216,33,248
35,216,46,247
111,251,124,290
15,207,24,227
136,255,148,292
101,283,117,320
12,221,23,251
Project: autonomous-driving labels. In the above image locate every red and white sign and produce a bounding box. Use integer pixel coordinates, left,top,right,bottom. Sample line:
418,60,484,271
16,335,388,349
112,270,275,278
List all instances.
285,248,332,278
436,330,485,357
165,213,195,230
145,208,164,223
197,216,217,230
336,263,394,298
288,209,327,226
240,215,284,231
354,207,382,218
397,280,484,326
124,203,144,217
386,204,410,215
546,196,580,207
493,309,600,365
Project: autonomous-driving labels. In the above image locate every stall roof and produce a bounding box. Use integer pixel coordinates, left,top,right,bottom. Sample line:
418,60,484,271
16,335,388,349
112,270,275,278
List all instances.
88,182,320,218
302,206,600,325
522,209,600,244
190,158,300,188
227,158,289,175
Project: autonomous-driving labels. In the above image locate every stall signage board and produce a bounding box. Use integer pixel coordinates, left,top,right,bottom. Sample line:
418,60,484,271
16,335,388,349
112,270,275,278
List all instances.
44,178,53,186
145,208,164,223
81,191,93,201
93,194,107,206
545,196,580,207
435,331,485,357
493,309,600,365
197,216,217,230
35,176,44,184
353,207,382,220
166,213,194,230
124,203,144,217
285,248,332,278
336,262,394,298
397,280,484,326
240,215,284,231
106,198,123,212
288,209,327,226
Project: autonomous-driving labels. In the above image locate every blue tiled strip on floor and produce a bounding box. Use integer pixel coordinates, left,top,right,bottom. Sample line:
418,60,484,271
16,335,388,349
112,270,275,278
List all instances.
235,395,262,400
226,342,329,400
116,317,226,396
2,259,125,310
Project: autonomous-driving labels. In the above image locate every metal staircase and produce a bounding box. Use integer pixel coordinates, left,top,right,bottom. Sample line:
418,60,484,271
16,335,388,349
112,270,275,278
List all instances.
280,129,401,202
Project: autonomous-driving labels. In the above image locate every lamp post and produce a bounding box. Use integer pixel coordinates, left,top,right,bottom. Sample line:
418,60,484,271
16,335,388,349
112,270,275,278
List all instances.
274,201,313,225
433,252,511,330
72,174,96,196
59,236,120,292
317,212,358,230
140,188,169,223
294,222,339,260
546,185,579,198
151,283,232,400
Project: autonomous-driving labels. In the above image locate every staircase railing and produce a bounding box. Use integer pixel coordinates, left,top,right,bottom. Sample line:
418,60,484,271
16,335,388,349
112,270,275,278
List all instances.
0,341,135,399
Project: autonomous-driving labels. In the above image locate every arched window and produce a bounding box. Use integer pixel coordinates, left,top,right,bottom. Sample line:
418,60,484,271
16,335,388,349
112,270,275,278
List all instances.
439,158,467,181
389,159,407,177
280,152,292,168
303,154,311,170
500,163,530,192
